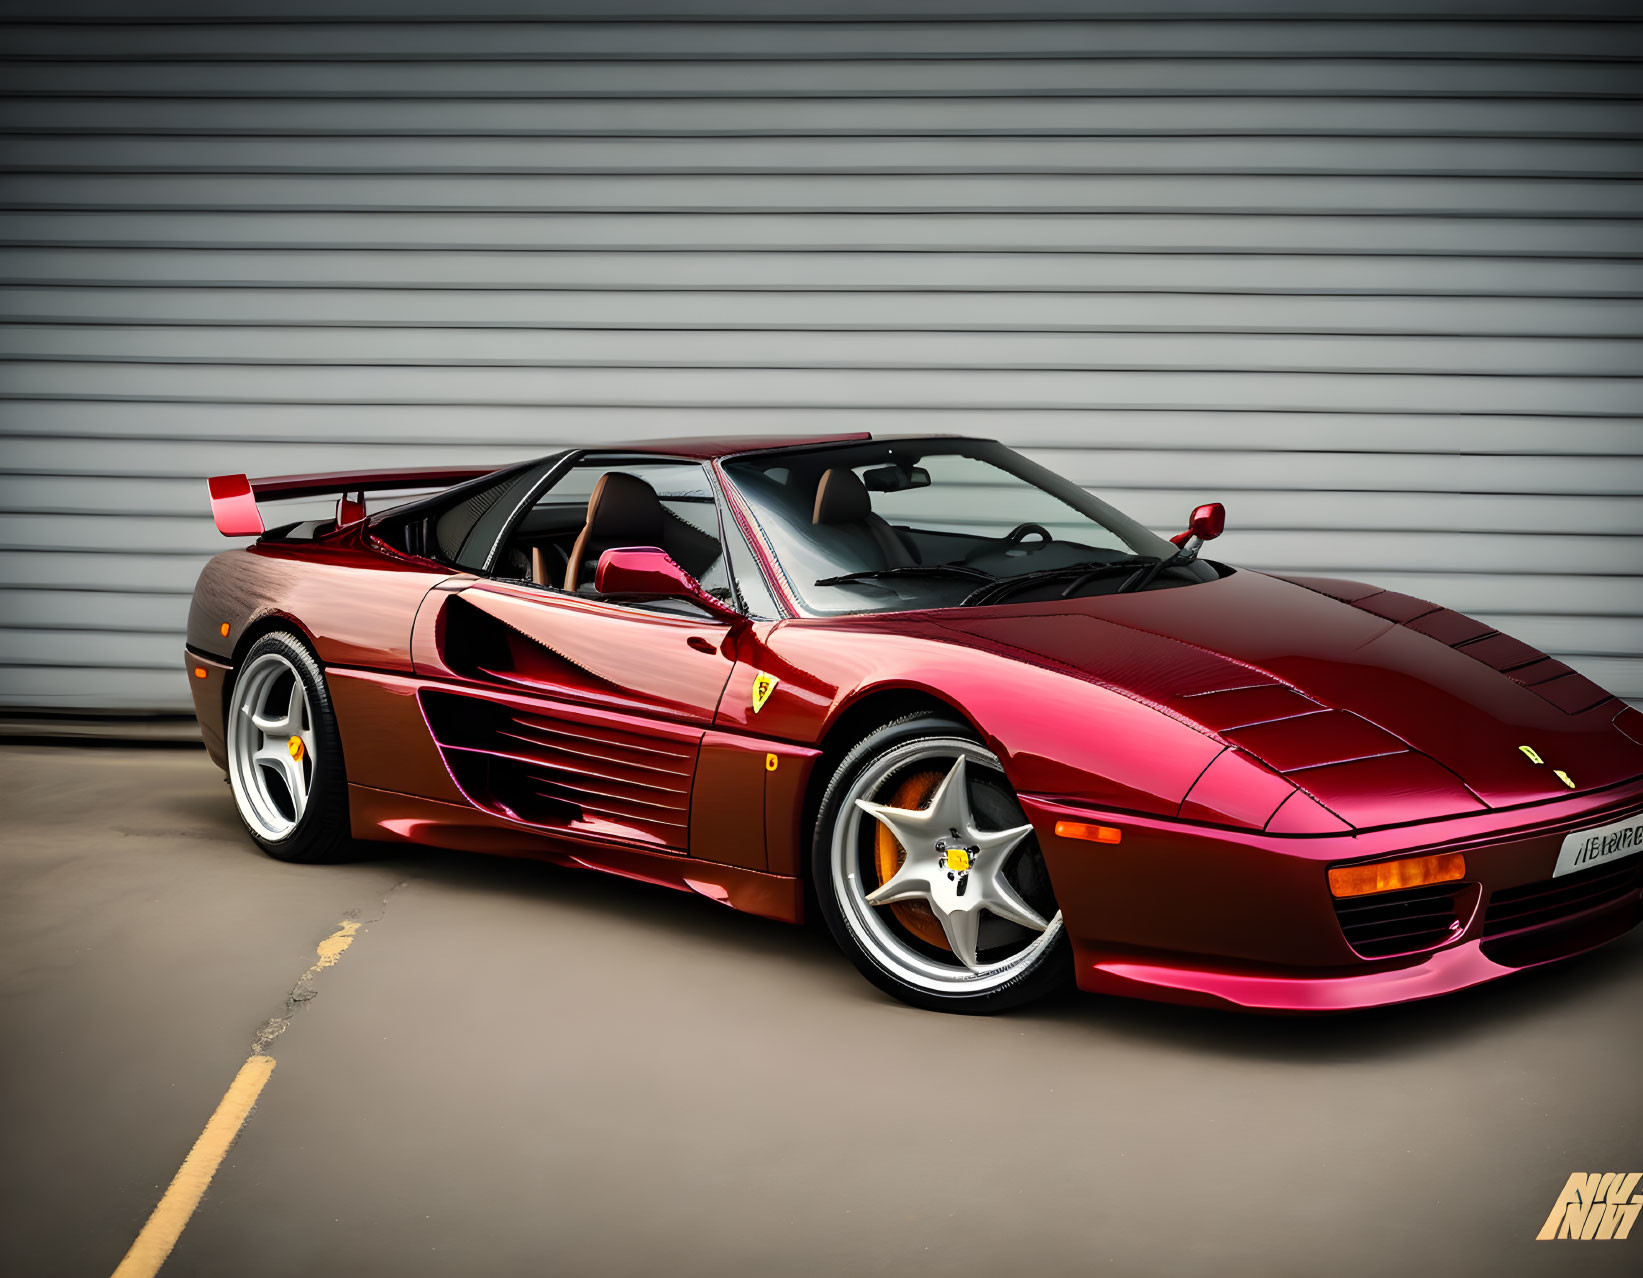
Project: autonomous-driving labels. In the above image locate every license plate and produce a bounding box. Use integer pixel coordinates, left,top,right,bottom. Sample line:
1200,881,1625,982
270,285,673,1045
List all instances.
1554,812,1643,877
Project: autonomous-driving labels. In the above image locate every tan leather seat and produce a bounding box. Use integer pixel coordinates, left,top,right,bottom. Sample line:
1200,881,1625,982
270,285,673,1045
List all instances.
564,472,667,592
812,467,915,569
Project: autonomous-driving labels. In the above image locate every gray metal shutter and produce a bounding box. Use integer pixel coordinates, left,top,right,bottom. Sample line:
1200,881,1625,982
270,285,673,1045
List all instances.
2,1,1639,712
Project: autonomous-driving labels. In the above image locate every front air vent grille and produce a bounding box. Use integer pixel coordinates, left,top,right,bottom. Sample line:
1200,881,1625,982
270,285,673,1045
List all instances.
1482,859,1642,939
1333,883,1467,958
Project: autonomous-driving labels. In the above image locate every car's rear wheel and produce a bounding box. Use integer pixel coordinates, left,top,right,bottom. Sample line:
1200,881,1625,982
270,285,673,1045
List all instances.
226,631,352,863
813,713,1072,1012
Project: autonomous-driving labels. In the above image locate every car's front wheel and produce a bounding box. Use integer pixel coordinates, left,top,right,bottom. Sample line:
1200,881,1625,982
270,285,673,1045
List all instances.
813,713,1072,1012
225,631,352,863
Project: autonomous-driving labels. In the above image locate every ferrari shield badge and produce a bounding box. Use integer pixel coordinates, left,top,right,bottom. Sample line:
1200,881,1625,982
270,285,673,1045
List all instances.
750,672,779,713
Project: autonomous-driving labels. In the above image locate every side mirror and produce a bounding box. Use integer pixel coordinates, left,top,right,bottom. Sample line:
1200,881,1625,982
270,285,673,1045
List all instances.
594,546,743,625
1169,502,1225,548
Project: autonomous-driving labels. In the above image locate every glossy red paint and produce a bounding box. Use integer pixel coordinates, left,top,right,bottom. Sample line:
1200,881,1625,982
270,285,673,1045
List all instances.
594,545,744,625
246,465,495,503
208,466,496,537
1168,501,1225,547
348,784,804,923
184,649,231,768
326,668,466,804
1024,781,1643,1011
206,473,264,537
922,570,1643,814
692,730,778,871
432,578,740,723
187,532,454,673
335,491,368,527
187,434,1643,1012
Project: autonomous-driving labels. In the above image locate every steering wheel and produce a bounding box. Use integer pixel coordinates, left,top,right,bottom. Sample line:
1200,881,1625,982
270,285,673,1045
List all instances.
963,522,1052,564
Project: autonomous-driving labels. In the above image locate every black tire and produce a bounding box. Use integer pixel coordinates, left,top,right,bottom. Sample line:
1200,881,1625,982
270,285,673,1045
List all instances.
811,712,1073,1013
225,630,353,864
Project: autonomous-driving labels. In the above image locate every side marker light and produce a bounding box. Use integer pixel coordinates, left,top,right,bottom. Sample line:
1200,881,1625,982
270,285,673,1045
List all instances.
1054,820,1122,844
220,622,231,637
1328,852,1466,898
193,666,208,679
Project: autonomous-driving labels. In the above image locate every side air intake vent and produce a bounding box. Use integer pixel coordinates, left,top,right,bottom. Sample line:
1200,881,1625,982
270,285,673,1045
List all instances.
420,689,697,848
438,595,619,700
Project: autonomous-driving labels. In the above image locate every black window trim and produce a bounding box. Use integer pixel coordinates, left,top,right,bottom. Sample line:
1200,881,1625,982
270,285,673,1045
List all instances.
471,449,583,576
365,456,541,566
477,452,760,621
704,460,787,621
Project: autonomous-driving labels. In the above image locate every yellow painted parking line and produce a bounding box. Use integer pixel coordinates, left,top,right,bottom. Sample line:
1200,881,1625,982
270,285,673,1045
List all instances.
109,917,365,1278
110,1055,275,1278
306,917,360,976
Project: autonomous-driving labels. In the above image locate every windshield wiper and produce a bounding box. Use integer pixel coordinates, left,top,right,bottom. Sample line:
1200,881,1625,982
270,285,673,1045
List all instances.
960,556,1156,607
1058,558,1162,599
1114,540,1200,595
815,564,999,589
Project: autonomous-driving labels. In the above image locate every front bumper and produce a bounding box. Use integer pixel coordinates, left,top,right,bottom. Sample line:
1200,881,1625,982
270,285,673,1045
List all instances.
1021,782,1643,1012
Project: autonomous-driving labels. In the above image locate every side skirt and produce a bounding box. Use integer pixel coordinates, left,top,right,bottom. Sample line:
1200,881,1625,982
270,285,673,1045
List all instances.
349,782,804,924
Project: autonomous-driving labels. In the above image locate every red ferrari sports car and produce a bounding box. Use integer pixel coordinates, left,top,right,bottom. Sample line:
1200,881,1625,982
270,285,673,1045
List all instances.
187,434,1643,1013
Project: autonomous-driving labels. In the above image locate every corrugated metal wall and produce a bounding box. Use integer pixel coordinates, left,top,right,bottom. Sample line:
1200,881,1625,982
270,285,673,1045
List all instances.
2,1,1639,712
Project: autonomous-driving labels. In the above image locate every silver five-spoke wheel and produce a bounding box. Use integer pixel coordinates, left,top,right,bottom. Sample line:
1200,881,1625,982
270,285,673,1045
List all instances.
823,725,1067,1007
228,650,317,841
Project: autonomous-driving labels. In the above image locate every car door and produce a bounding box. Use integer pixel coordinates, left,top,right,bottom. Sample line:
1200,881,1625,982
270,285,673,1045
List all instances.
411,459,743,852
418,579,739,851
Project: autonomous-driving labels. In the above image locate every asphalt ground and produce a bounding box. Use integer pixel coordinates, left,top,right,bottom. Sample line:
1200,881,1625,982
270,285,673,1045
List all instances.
2,743,1641,1278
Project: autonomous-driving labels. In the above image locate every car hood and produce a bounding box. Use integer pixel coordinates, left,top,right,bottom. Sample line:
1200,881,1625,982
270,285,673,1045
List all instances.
929,568,1643,831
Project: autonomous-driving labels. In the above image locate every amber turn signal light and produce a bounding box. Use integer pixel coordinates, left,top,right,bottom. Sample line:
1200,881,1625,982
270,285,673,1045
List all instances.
1054,820,1122,845
220,622,231,637
193,666,208,679
1328,852,1465,898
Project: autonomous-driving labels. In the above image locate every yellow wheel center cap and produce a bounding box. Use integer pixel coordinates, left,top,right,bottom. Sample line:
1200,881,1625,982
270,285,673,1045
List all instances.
288,735,305,761
945,847,971,873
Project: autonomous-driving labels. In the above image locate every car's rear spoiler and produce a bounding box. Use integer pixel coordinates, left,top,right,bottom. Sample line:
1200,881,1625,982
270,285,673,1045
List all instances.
207,466,496,537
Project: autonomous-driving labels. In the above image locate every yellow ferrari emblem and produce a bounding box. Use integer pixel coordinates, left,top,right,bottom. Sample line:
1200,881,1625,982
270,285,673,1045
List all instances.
945,847,971,873
288,735,305,761
1519,745,1572,788
750,672,778,713
765,753,779,772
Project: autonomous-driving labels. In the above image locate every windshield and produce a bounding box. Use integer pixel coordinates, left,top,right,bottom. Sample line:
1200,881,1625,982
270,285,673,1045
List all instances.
723,438,1219,616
